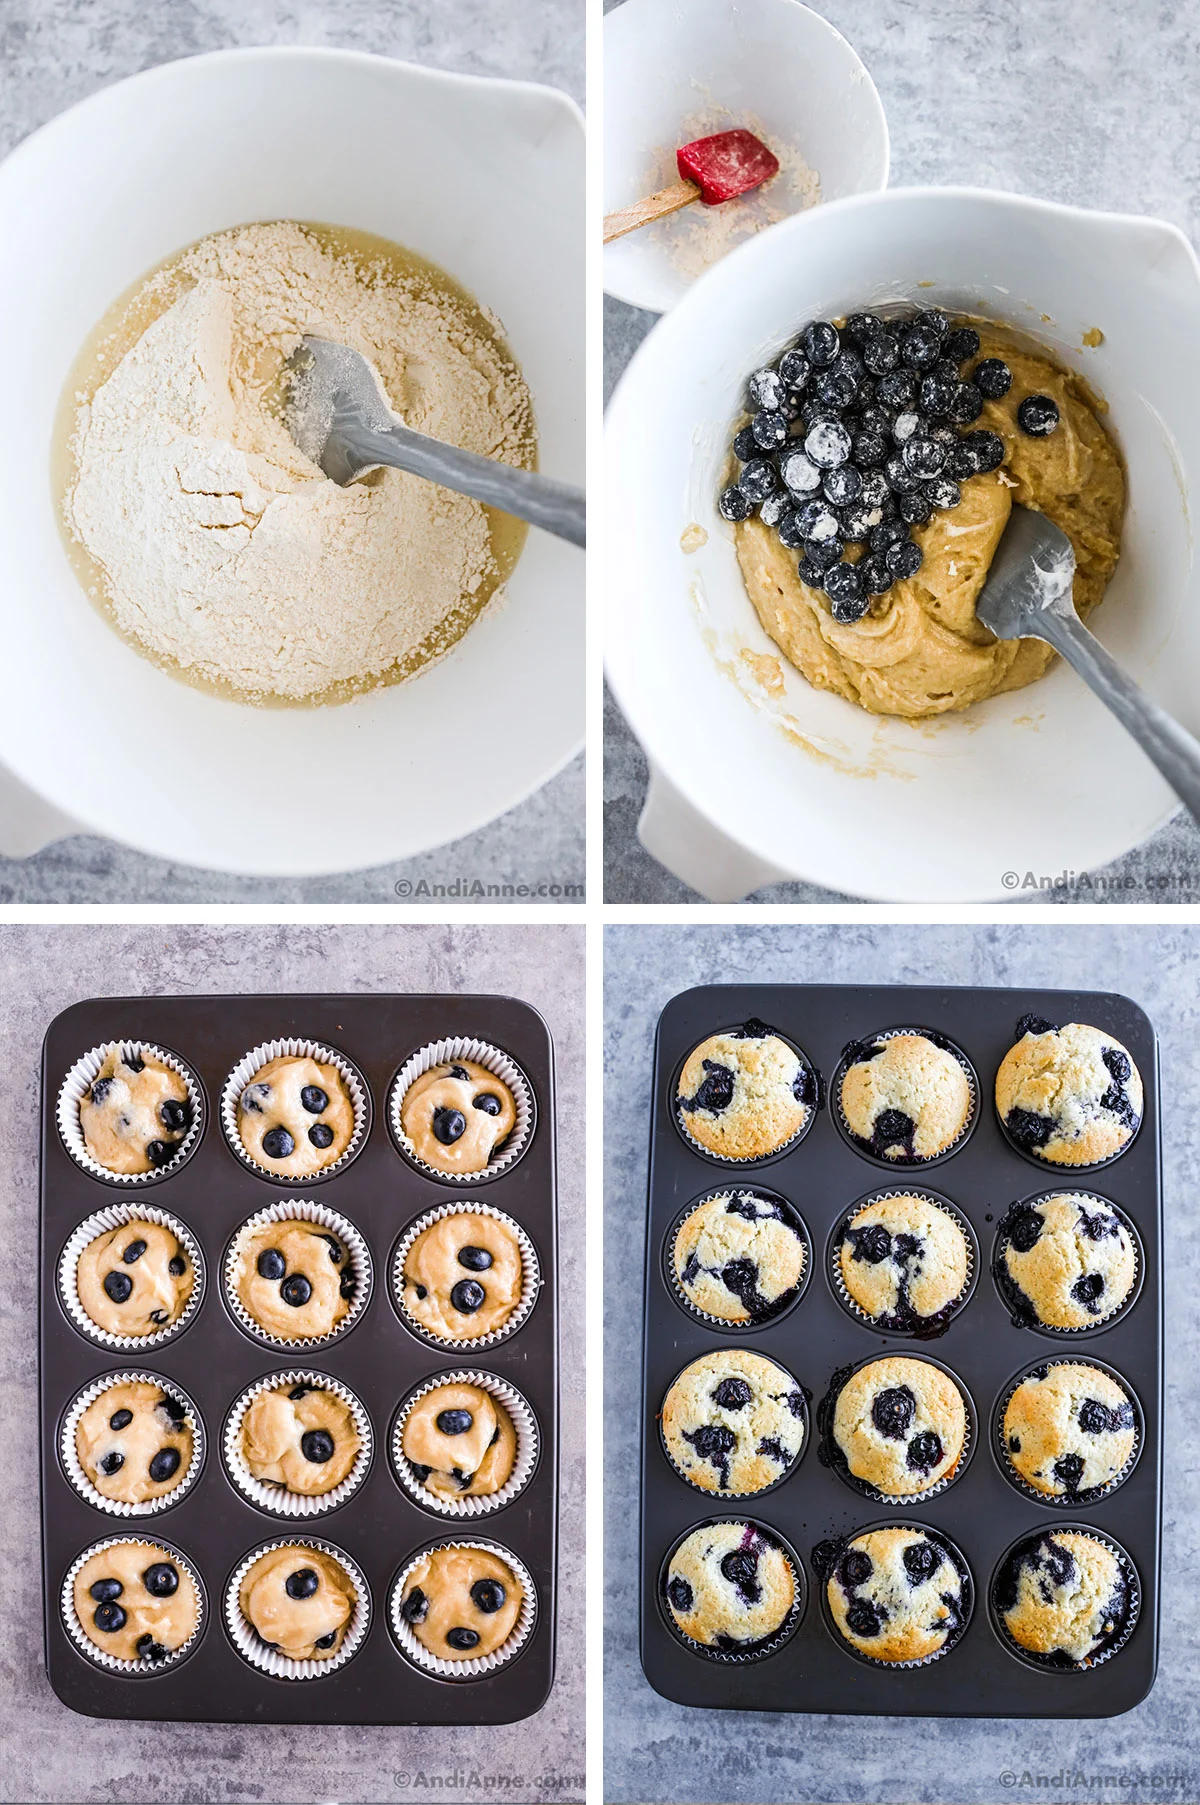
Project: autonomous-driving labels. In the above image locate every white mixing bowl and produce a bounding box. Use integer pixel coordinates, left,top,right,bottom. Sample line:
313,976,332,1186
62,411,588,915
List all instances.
0,48,583,875
606,187,1200,901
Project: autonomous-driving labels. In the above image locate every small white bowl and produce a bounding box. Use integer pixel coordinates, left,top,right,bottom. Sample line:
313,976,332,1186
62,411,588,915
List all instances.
604,0,888,314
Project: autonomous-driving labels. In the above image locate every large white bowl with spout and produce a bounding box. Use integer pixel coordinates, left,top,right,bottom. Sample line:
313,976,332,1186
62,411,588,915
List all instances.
606,187,1200,901
0,48,583,875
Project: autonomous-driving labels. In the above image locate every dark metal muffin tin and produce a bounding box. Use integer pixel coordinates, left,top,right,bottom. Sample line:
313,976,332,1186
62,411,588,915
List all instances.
40,994,557,1724
640,985,1161,1717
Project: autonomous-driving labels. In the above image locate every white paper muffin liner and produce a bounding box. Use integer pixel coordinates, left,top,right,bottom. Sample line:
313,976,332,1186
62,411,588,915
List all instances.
391,1369,539,1518
223,1369,373,1518
993,1356,1143,1507
223,1200,372,1351
58,1202,205,1352
819,1524,973,1669
391,1204,541,1350
660,1352,809,1498
821,1356,975,1506
828,1189,977,1336
220,1038,370,1185
664,1187,811,1332
989,1525,1141,1672
388,1037,535,1184
61,1534,206,1674
993,1191,1144,1336
834,1027,979,1167
389,1537,536,1678
57,1041,204,1186
672,1027,818,1167
225,1536,371,1681
659,1518,805,1664
60,1370,205,1517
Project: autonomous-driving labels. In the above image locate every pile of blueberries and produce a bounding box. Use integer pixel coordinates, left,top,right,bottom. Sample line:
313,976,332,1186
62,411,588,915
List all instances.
718,309,1061,623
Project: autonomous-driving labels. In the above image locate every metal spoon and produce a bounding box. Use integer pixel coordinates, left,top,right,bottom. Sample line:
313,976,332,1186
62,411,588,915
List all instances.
974,503,1200,824
283,337,585,548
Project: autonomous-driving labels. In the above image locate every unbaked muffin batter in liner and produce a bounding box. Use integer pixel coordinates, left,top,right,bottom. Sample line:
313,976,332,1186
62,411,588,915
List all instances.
391,1203,540,1350
391,1368,539,1518
61,1535,206,1674
58,1040,204,1186
59,1201,205,1353
60,1369,205,1517
220,1038,370,1184
389,1036,535,1183
225,1536,371,1681
389,1537,536,1678
223,1200,372,1351
223,1369,373,1517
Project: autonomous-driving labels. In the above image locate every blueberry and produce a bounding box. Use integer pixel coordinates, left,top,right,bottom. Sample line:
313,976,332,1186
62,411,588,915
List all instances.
261,1126,295,1161
872,1106,915,1153
779,450,821,495
720,1550,761,1604
1006,1206,1045,1252
682,1058,734,1114
847,1223,892,1264
738,458,778,503
852,430,889,469
845,1598,883,1637
712,1376,753,1410
1018,394,1060,436
285,1567,319,1600
1103,1046,1132,1085
160,1099,190,1133
308,1122,334,1149
815,366,859,411
145,1140,173,1168
884,535,923,578
838,1549,873,1588
301,1429,336,1463
473,1091,503,1117
884,454,923,495
143,1562,179,1597
103,1270,133,1305
109,1408,133,1432
666,1575,694,1614
167,1255,187,1278
925,476,962,513
124,1052,145,1073
804,418,852,470
823,465,862,508
241,1081,271,1115
759,492,788,528
899,489,933,526
148,1448,180,1484
1009,1434,1021,1452
458,1245,494,1272
447,1065,471,1081
159,1395,187,1426
436,1409,474,1436
974,358,1013,399
471,1579,506,1614
451,1279,486,1313
839,501,884,545
718,485,754,523
90,1577,123,1603
281,1274,313,1307
99,1451,124,1476
135,1635,169,1662
776,510,806,551
751,410,788,451
946,382,984,425
148,1309,169,1326
1052,1452,1085,1493
963,429,1005,473
732,425,758,461
943,442,975,481
892,410,922,446
943,326,981,364
430,1105,469,1148
402,1586,428,1624
314,1630,338,1649
121,1238,148,1265
918,374,956,417
918,309,951,339
795,499,841,544
300,1085,328,1114
798,554,832,588
748,368,784,412
800,536,844,573
900,323,942,370
320,1234,344,1264
1071,1272,1105,1311
89,1078,114,1106
1006,1107,1055,1152
683,1423,737,1485
876,369,917,412
257,1248,287,1281
871,1385,916,1439
446,1627,481,1650
778,349,812,390
902,1540,941,1584
289,1385,310,1400
94,1601,126,1633
801,321,840,367
859,470,892,511
861,330,900,376
845,313,884,346
907,1430,943,1472
823,561,868,623
903,436,945,479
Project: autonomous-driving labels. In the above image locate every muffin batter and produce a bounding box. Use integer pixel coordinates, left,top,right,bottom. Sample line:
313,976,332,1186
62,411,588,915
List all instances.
673,1188,807,1323
401,1213,525,1342
78,1048,191,1175
839,1032,972,1162
238,1544,356,1661
995,1529,1133,1666
76,1220,194,1338
998,1193,1138,1330
995,1018,1142,1166
232,1220,355,1341
237,1055,355,1177
400,1060,518,1175
241,1382,361,1495
836,1193,970,1331
675,1019,814,1161
830,1355,967,1497
1002,1362,1137,1499
664,1520,796,1653
399,1545,523,1661
822,1526,967,1664
76,1380,194,1505
73,1541,199,1664
661,1349,805,1495
402,1382,518,1500
736,327,1124,717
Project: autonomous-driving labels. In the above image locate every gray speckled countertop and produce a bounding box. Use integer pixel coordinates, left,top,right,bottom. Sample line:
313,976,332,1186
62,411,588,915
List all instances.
604,923,1200,1803
0,924,583,1805
0,0,583,904
603,0,1200,903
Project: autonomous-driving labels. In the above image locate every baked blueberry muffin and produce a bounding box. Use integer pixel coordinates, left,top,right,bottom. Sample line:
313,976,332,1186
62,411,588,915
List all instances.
1002,1362,1138,1500
675,1019,815,1161
78,1048,193,1175
240,1382,362,1496
994,1529,1135,1667
238,1544,358,1662
400,1061,518,1175
75,1220,195,1339
995,1017,1143,1166
672,1189,807,1323
838,1032,973,1162
72,1541,200,1665
231,1220,356,1342
400,1212,526,1342
997,1193,1138,1330
236,1054,356,1177
664,1520,797,1655
75,1380,194,1505
835,1193,971,1333
401,1382,518,1501
661,1349,805,1495
398,1545,524,1662
829,1355,968,1498
819,1526,969,1665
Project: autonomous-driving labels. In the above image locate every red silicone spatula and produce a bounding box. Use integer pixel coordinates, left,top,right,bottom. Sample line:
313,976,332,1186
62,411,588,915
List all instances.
603,128,780,244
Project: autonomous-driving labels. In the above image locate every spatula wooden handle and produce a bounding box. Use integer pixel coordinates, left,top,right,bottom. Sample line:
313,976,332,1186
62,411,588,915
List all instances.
603,178,701,243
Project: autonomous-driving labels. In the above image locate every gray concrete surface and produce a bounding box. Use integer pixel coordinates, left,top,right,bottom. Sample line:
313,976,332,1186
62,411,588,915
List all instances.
603,0,1200,903
604,923,1200,1802
0,0,583,903
0,924,583,1805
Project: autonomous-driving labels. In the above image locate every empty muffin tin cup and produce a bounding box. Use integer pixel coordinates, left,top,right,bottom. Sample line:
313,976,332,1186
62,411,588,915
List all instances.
61,1370,205,1518
827,1188,977,1337
58,1202,205,1353
388,1036,535,1184
660,1352,810,1498
223,1200,372,1352
664,1186,812,1331
816,1522,973,1669
223,1370,373,1519
988,1525,1141,1673
992,1356,1143,1508
657,1517,805,1664
832,1027,979,1168
388,1537,536,1678
392,1369,539,1518
390,1203,541,1351
61,1534,206,1675
220,1038,370,1185
818,1355,975,1507
225,1536,371,1681
991,1191,1144,1336
57,1041,204,1187
671,1027,819,1167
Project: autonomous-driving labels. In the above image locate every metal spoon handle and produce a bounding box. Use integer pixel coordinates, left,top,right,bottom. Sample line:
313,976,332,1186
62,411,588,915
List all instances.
331,414,586,548
1039,609,1200,823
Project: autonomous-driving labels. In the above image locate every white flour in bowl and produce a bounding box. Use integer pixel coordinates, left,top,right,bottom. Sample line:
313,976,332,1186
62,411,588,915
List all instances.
63,220,534,704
